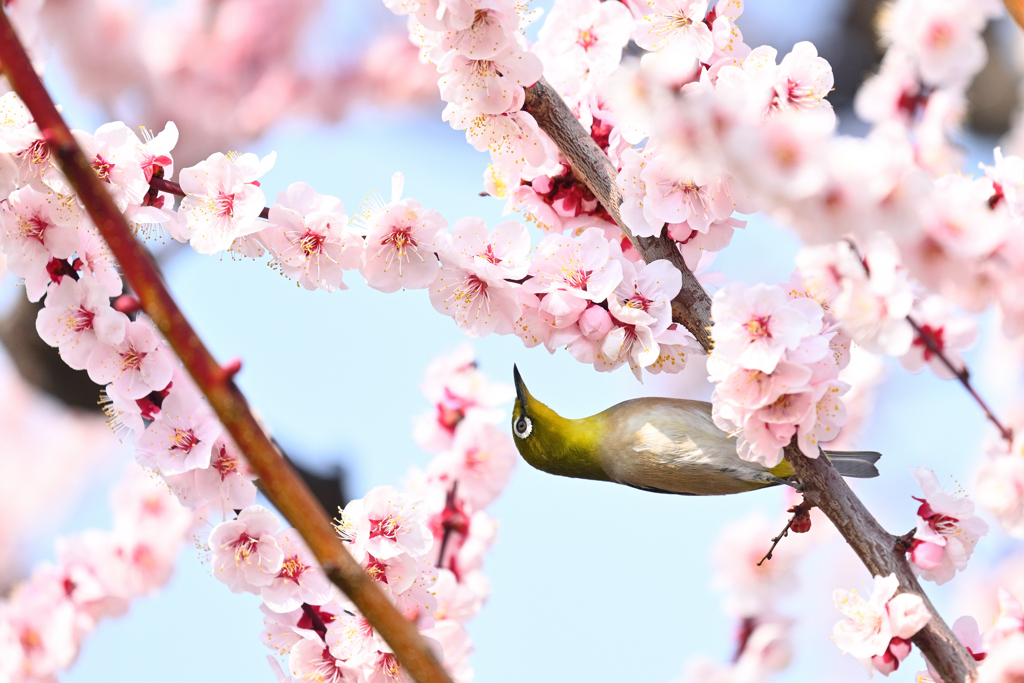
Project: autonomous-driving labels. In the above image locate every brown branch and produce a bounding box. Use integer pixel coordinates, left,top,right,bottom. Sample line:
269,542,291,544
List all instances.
0,12,451,683
523,78,714,351
523,79,978,682
786,449,977,682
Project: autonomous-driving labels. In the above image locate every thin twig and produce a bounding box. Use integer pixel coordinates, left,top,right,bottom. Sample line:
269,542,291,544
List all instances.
845,237,1013,445
0,12,451,683
757,500,812,566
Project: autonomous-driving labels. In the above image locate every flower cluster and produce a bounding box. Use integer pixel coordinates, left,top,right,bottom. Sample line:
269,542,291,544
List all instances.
0,465,194,681
907,467,988,585
708,277,850,468
246,346,516,682
832,573,931,677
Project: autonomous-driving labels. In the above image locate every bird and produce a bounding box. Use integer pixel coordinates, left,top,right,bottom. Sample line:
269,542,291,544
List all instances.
510,365,881,496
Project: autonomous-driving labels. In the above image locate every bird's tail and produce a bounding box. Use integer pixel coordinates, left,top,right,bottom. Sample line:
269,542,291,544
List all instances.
824,450,882,478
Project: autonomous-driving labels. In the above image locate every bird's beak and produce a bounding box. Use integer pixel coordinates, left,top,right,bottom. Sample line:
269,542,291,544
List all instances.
513,364,528,408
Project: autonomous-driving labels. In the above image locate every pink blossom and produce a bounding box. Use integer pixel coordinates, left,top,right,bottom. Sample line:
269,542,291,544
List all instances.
426,420,516,511
76,226,123,297
429,256,521,337
975,444,1024,538
711,511,801,618
832,236,915,356
711,282,822,373
443,106,549,173
523,228,623,304
0,185,80,288
359,173,447,293
136,121,177,183
445,217,530,281
599,320,660,380
342,486,433,561
289,638,364,683
2,577,79,680
86,319,174,399
437,45,543,115
908,466,988,584
607,258,682,337
195,438,258,510
134,386,222,475
178,151,275,254
261,529,333,612
890,0,988,88
433,4,516,60
69,122,150,212
900,296,977,379
987,590,1024,649
262,182,363,292
633,0,712,60
36,276,129,370
923,616,987,682
208,505,285,593
832,573,930,664
324,602,381,665
534,0,633,95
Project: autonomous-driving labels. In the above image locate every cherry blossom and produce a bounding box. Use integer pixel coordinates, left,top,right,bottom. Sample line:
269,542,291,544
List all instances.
194,438,259,510
261,529,333,612
208,505,285,594
523,228,623,307
607,258,682,337
901,296,978,379
832,573,930,673
178,151,275,254
975,434,1024,538
429,256,521,337
437,45,543,115
359,173,447,293
134,386,222,475
341,486,433,561
425,420,517,511
0,185,80,293
262,182,363,292
633,0,712,61
710,282,822,374
68,122,150,212
445,217,530,281
86,319,174,399
908,467,989,585
35,276,129,370
289,637,364,683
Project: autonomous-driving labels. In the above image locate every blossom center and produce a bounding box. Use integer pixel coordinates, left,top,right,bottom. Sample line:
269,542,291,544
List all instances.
365,555,389,584
479,243,503,265
119,344,146,372
69,305,95,333
576,26,599,50
561,266,590,290
18,214,49,242
278,554,309,584
171,427,199,453
369,515,400,541
743,315,771,340
380,225,418,254
91,153,115,182
213,192,236,218
299,229,327,257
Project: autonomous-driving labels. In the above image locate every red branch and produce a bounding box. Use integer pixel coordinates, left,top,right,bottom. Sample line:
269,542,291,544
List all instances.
0,11,451,683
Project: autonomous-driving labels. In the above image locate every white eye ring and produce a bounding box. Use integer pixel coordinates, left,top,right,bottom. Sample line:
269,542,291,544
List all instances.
514,415,532,439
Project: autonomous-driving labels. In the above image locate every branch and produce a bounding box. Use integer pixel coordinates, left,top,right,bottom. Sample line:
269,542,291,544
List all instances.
523,78,714,352
0,13,452,683
786,450,977,681
522,78,978,682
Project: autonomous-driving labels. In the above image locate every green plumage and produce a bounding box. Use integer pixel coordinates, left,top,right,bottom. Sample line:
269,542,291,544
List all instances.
511,366,881,496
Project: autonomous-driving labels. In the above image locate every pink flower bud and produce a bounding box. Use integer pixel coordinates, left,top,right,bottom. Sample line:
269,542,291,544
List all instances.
871,649,900,676
888,637,912,661
579,305,614,340
910,540,945,570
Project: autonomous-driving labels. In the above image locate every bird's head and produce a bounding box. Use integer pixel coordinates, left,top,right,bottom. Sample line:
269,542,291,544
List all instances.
511,365,610,482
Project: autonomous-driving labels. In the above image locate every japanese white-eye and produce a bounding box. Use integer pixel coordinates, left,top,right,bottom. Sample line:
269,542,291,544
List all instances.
510,365,880,495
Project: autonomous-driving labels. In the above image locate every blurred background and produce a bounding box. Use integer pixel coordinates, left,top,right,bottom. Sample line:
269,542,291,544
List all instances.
3,0,1024,681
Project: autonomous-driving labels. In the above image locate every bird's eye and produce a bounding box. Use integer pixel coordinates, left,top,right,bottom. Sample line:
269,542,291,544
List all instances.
514,415,532,439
